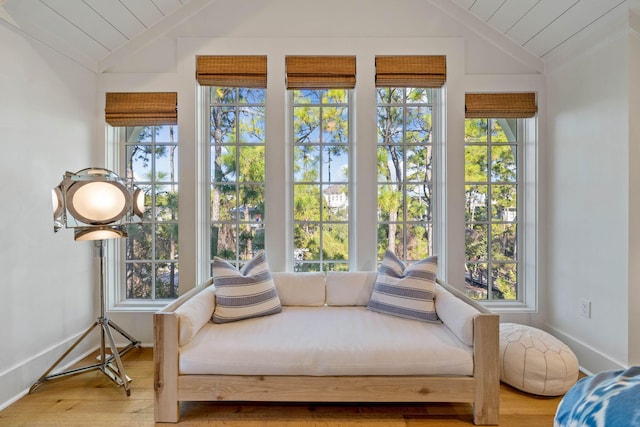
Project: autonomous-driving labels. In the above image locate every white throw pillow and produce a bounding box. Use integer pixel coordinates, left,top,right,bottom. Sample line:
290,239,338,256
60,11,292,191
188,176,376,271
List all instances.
367,250,440,323
272,271,326,306
211,250,282,323
326,271,377,306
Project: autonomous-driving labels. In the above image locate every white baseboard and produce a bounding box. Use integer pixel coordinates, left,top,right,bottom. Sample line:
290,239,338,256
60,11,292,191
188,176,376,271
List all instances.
545,324,627,376
0,335,152,412
0,331,98,411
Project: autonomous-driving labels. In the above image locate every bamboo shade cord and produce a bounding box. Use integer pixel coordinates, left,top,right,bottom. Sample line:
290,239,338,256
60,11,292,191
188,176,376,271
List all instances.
105,92,177,126
196,55,267,88
375,55,446,88
465,93,537,118
285,56,356,89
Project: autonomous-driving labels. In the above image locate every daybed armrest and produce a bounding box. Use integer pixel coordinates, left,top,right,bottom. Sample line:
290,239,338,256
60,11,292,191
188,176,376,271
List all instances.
435,279,490,347
154,311,179,423
434,279,499,425
473,313,500,425
154,278,214,423
174,281,216,345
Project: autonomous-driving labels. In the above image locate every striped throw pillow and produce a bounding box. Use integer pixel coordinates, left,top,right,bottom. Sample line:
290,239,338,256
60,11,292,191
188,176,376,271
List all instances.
367,250,440,323
212,250,282,323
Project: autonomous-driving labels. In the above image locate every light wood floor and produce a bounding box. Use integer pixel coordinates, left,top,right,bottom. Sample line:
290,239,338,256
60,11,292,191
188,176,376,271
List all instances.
0,348,565,426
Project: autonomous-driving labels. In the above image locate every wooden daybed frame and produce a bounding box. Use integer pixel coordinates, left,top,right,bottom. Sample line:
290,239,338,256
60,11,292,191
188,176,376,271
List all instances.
153,279,500,425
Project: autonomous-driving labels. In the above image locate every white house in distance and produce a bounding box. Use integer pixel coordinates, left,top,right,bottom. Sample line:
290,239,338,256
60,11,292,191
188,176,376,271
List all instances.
1,0,639,411
323,185,349,211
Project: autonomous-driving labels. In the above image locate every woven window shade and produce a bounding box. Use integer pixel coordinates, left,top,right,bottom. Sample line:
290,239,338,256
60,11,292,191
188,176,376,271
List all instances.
465,93,537,118
285,56,356,89
105,92,177,126
375,55,446,88
196,55,267,87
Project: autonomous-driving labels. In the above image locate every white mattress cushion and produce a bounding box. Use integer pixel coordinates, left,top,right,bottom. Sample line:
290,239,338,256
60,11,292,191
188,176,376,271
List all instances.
325,271,376,306
179,306,473,376
272,271,326,306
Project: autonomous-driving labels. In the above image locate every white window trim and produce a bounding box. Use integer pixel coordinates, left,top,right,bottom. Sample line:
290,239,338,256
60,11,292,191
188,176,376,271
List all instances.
288,88,355,271
479,117,538,313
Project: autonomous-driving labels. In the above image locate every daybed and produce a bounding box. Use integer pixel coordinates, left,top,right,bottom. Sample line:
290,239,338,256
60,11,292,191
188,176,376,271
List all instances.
154,256,500,425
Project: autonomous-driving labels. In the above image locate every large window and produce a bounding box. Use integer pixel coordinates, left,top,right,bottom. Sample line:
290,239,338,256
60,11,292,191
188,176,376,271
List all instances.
123,125,179,300
208,87,266,270
376,88,434,262
464,118,520,300
291,89,351,271
107,51,538,314
462,92,537,305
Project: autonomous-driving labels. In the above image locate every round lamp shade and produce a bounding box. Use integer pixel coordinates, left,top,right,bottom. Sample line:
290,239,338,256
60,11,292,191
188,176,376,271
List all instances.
74,226,127,241
66,179,130,225
133,187,145,217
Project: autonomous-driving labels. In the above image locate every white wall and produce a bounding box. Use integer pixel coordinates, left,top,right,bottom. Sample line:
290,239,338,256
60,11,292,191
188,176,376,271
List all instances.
546,8,636,372
0,24,97,408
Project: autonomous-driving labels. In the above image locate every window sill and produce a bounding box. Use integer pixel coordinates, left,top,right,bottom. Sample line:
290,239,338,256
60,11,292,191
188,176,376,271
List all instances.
109,299,175,313
481,301,537,314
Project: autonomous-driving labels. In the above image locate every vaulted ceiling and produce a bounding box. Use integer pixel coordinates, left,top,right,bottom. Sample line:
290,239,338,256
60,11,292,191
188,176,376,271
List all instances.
0,0,629,73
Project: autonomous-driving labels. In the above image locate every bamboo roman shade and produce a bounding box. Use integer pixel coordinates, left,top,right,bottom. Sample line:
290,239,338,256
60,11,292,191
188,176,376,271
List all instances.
375,55,447,88
105,92,177,126
285,56,356,89
196,55,267,87
465,93,537,118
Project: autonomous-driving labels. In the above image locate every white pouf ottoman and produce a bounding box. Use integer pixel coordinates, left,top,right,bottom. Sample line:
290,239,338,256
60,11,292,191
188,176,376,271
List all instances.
499,323,579,396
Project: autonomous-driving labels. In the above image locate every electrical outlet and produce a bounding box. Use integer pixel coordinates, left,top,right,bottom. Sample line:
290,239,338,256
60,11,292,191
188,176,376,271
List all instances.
579,299,591,318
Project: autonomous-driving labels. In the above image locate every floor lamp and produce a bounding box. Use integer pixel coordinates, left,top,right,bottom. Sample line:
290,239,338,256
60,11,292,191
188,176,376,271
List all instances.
30,168,145,396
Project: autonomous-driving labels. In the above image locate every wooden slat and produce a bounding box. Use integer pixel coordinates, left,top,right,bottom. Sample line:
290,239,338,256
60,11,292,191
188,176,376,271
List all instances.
178,375,476,403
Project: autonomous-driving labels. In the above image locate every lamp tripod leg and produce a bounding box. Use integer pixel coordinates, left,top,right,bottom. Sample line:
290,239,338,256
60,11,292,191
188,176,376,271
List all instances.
29,240,141,395
29,322,99,393
100,321,132,396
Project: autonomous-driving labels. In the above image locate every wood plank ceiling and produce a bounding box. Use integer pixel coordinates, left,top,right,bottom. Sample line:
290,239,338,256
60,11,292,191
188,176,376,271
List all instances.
450,0,626,58
0,0,630,72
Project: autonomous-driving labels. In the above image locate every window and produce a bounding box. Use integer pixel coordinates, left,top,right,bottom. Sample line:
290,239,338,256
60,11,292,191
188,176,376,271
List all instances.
123,125,179,299
105,92,179,303
287,56,356,271
376,88,434,261
291,88,351,271
207,87,266,270
463,91,537,303
196,56,268,271
464,118,520,300
374,56,445,263
105,50,539,314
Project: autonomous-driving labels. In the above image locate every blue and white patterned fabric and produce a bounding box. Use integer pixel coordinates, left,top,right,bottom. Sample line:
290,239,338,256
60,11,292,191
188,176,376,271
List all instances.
211,250,282,324
367,251,439,323
554,366,640,427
